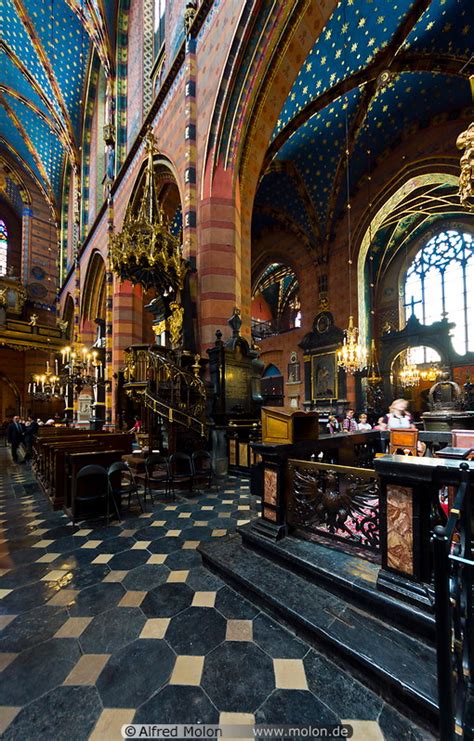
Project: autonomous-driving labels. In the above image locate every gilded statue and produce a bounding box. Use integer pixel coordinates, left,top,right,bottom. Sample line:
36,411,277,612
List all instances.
57,318,69,333
184,0,197,34
169,301,184,347
29,314,38,326
456,121,474,211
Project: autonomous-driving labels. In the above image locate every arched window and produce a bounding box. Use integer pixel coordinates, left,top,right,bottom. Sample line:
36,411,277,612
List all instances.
0,219,7,275
404,229,474,356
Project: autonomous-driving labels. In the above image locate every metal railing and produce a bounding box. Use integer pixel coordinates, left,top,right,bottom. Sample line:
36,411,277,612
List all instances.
433,462,474,740
123,345,208,438
145,349,207,438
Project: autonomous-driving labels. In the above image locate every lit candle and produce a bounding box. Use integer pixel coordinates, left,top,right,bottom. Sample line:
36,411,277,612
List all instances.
55,359,59,375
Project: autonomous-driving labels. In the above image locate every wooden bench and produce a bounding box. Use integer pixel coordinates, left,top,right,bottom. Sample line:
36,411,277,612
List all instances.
34,430,111,480
34,433,132,508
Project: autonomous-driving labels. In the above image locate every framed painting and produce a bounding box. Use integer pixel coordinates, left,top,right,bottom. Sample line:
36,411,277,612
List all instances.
311,351,337,401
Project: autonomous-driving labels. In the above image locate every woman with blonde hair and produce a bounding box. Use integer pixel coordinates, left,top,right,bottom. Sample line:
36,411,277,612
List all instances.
386,398,413,429
385,398,426,455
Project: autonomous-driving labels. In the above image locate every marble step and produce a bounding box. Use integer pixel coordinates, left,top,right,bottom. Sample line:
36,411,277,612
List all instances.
239,523,435,643
199,534,438,728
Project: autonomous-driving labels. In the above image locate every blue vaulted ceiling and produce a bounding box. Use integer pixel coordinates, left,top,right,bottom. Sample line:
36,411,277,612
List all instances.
255,0,474,255
0,0,117,208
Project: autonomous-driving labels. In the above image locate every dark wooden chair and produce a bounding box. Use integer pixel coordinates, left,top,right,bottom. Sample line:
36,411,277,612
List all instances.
108,461,144,514
191,450,213,491
72,464,120,525
169,453,193,497
140,454,170,505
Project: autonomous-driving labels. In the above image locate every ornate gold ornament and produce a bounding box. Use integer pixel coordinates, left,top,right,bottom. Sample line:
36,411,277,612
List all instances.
153,319,168,337
110,128,188,293
0,275,27,315
184,0,197,34
456,119,474,212
169,301,184,348
57,318,69,334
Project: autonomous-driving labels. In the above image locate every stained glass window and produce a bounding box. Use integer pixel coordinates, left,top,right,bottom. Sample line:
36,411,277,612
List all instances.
0,219,7,276
404,229,474,357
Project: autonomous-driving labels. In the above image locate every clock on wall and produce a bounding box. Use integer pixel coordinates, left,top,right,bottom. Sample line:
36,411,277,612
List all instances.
313,311,333,335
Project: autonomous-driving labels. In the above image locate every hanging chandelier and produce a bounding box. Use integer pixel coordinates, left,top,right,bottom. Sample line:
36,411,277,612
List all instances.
110,128,188,293
337,66,368,375
420,366,442,383
337,315,368,374
366,339,382,384
399,350,420,388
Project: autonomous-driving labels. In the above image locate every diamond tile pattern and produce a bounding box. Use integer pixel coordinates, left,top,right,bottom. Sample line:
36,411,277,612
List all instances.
0,451,418,738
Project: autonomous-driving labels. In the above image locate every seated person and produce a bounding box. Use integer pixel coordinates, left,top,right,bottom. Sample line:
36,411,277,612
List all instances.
373,416,388,430
326,415,341,434
342,408,357,433
357,413,372,431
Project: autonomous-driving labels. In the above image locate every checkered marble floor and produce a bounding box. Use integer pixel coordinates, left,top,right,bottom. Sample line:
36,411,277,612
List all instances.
0,450,428,740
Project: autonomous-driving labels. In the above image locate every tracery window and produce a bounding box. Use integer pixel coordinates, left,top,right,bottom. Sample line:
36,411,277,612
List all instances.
0,219,7,276
404,229,474,358
154,0,166,57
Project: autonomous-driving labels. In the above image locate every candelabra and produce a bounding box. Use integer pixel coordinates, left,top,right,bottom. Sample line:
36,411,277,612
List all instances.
28,361,62,401
59,345,107,391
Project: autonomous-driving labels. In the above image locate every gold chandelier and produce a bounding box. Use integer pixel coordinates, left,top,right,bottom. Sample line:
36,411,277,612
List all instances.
337,83,368,375
337,315,368,374
110,128,188,293
399,349,420,388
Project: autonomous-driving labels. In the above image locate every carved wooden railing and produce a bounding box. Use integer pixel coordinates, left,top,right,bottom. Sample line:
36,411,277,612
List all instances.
287,459,380,553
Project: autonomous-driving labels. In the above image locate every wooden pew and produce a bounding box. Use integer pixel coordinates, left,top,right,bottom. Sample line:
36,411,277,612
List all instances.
35,433,132,508
64,449,131,519
51,435,132,509
33,430,109,479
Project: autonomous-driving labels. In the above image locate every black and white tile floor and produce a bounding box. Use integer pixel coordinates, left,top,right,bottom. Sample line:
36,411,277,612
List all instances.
0,450,429,740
